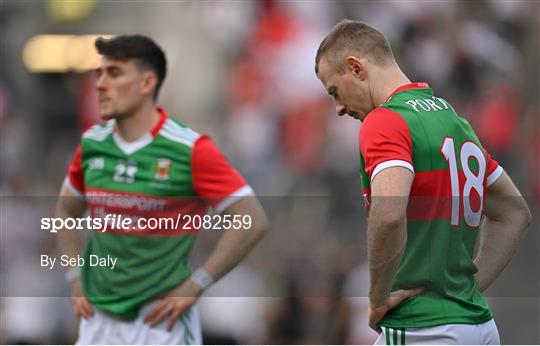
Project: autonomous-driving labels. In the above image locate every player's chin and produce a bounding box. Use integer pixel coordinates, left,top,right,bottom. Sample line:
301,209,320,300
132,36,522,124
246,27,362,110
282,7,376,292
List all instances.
99,107,114,120
99,112,115,121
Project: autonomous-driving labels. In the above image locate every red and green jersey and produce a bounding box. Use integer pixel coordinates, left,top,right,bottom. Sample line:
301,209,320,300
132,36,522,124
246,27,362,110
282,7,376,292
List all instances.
359,83,503,328
64,108,252,320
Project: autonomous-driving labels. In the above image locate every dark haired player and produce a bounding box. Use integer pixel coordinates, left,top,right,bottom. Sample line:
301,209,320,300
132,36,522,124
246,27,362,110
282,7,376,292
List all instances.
55,35,269,344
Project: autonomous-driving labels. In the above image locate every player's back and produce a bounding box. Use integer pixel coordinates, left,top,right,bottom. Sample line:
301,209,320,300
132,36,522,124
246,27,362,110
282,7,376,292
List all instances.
359,83,503,328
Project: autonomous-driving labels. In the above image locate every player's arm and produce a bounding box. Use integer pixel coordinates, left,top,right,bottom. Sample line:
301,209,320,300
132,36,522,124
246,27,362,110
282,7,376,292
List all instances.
359,109,423,331
145,136,269,331
55,145,94,319
188,135,269,285
367,167,422,331
194,195,269,286
55,183,87,261
55,182,94,319
144,196,268,331
474,171,532,292
173,196,268,300
368,167,412,307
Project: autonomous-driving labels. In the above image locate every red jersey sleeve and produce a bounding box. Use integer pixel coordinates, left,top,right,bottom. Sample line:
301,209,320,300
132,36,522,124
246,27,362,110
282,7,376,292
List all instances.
64,144,85,197
191,135,253,212
484,148,503,186
359,108,414,182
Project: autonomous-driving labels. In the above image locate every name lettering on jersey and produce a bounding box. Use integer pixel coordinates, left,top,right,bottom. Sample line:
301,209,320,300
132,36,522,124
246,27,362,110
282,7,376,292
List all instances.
154,158,172,181
405,97,450,112
113,160,137,183
89,157,105,170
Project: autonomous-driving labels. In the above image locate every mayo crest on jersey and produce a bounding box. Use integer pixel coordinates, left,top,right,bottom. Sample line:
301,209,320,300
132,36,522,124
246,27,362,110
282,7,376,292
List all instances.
65,107,253,320
359,83,503,328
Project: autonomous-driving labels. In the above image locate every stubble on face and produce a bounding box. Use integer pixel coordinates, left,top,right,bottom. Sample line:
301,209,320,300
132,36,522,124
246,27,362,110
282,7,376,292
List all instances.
96,58,144,121
318,58,363,120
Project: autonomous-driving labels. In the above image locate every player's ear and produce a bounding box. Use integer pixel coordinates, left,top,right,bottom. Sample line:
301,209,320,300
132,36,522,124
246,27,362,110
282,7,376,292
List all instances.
141,72,158,97
345,56,366,80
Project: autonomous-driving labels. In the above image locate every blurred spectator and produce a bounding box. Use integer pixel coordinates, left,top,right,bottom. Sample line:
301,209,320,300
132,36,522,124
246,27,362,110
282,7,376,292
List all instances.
475,84,519,165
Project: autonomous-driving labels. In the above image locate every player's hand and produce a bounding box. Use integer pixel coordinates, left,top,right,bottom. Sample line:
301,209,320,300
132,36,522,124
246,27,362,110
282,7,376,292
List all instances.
69,277,94,320
144,279,203,332
368,288,423,332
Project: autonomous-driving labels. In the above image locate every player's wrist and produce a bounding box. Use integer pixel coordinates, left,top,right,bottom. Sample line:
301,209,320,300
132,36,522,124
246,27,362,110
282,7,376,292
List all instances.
369,294,389,309
65,266,81,283
190,267,214,292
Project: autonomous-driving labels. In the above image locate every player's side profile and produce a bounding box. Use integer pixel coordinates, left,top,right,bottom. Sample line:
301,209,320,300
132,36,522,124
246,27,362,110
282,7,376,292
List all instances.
315,20,532,345
55,35,269,344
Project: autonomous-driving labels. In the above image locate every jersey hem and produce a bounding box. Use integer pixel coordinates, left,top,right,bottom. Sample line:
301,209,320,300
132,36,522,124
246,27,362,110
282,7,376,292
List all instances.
85,272,193,321
63,177,84,198
214,185,254,213
371,159,414,183
487,165,504,186
380,313,493,329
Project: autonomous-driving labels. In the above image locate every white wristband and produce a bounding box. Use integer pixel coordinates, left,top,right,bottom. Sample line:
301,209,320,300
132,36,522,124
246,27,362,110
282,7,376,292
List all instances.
190,268,214,290
65,266,81,283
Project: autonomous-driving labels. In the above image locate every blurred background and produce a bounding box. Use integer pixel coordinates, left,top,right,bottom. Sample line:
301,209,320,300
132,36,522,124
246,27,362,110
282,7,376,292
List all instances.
0,0,538,344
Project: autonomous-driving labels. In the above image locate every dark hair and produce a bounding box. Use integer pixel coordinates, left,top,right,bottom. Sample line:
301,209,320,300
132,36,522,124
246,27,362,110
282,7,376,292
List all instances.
95,35,167,100
315,19,394,75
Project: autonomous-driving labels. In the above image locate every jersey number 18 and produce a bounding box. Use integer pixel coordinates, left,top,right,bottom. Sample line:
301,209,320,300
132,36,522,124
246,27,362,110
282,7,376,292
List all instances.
440,137,486,227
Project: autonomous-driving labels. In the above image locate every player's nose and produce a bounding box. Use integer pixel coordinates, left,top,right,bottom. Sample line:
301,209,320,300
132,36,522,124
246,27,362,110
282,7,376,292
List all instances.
335,102,347,116
96,74,107,91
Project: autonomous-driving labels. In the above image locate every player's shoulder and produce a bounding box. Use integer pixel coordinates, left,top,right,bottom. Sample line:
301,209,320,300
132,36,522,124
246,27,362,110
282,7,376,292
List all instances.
362,106,409,133
81,120,115,142
158,116,201,148
360,107,412,150
364,106,400,123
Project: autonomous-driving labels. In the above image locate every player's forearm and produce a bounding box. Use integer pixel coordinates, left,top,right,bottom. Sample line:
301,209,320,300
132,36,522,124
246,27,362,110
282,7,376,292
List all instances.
202,222,267,282
368,208,407,307
200,196,269,283
474,214,529,292
56,225,85,260
475,172,532,292
54,192,87,262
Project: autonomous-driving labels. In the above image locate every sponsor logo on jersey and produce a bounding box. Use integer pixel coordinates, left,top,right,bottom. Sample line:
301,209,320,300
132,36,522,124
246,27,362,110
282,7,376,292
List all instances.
89,157,105,170
154,158,172,181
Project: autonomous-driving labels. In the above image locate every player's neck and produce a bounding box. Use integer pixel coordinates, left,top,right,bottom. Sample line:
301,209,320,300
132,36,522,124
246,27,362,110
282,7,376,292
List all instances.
372,66,411,107
115,102,160,142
